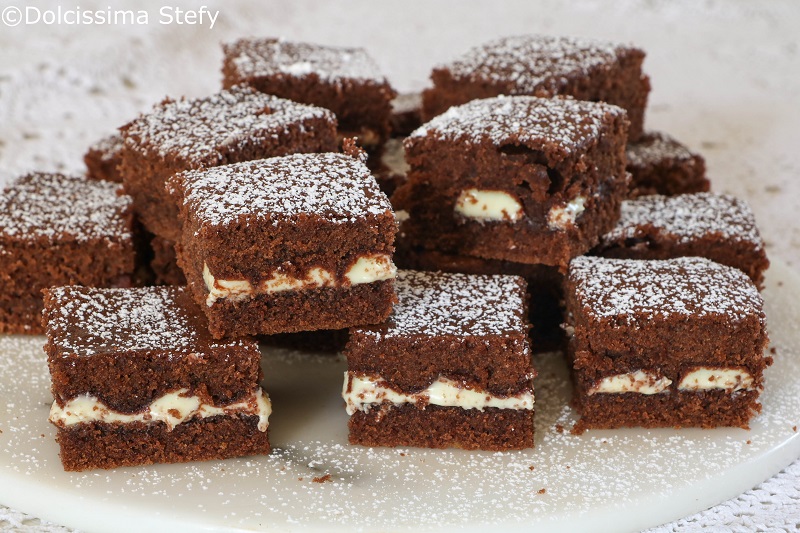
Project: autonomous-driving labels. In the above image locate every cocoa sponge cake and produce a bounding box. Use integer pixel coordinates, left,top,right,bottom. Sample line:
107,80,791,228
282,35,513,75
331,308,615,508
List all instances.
394,95,630,270
421,34,649,140
0,173,138,334
44,286,272,471
167,152,397,339
343,270,535,450
566,256,770,432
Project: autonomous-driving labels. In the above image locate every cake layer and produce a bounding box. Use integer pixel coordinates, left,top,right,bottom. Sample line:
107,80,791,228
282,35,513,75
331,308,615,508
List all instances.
346,270,532,394
572,388,761,432
55,415,271,471
348,404,534,450
199,279,396,338
84,133,125,183
392,244,564,352
44,286,263,412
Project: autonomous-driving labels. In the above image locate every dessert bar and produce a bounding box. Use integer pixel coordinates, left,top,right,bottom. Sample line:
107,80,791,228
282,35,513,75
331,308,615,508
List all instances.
119,85,337,242
422,35,649,140
222,38,395,153
44,286,271,471
394,95,629,270
626,131,708,197
566,256,770,431
84,132,124,183
344,270,535,450
594,192,769,288
168,152,397,338
0,173,137,334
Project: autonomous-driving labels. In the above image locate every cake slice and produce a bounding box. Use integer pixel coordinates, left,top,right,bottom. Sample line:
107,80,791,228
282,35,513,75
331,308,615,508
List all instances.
343,270,535,450
167,152,397,339
566,256,770,432
594,193,769,288
422,34,650,140
222,38,395,154
0,173,138,334
44,286,271,471
626,131,708,197
119,85,338,242
394,95,629,270
84,132,125,183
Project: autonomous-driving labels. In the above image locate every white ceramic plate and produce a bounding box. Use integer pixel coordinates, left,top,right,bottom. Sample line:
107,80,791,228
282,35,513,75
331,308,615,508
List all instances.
0,261,798,533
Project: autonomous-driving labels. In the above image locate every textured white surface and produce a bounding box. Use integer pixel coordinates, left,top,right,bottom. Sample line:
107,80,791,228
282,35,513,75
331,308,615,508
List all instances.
0,0,799,530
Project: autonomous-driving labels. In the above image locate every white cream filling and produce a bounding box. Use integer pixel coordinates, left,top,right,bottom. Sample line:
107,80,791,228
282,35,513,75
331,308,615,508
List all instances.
203,254,396,306
589,370,672,395
49,387,272,432
678,367,755,392
342,372,534,416
455,189,524,222
547,196,586,230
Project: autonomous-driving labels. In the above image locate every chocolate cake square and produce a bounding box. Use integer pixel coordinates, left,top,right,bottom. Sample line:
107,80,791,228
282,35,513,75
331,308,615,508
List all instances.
222,38,395,153
167,152,397,339
594,193,769,288
565,256,770,432
119,85,338,242
84,133,124,183
422,35,650,141
394,95,629,271
393,238,564,353
343,270,535,450
626,131,708,197
0,173,137,334
44,286,271,471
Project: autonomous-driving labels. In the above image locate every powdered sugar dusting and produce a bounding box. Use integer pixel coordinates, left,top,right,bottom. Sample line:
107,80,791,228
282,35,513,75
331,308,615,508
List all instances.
225,38,388,85
569,256,764,322
122,85,334,163
408,95,623,157
440,35,636,95
0,173,132,243
603,193,764,249
172,152,392,227
626,131,699,167
44,286,253,356
85,133,125,164
359,270,527,339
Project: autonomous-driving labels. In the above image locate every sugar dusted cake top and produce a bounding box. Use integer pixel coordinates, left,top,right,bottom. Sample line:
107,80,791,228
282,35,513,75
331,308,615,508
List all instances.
439,35,638,94
626,131,698,167
603,193,764,249
569,256,764,323
44,286,254,356
171,152,392,227
0,173,132,243
408,95,624,155
224,38,388,85
361,270,528,339
122,85,334,163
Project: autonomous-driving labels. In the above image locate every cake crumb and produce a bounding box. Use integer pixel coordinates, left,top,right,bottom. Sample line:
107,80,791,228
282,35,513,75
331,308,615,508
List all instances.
537,488,546,495
312,474,332,484
746,440,752,445
529,465,535,471
555,424,564,433
298,477,303,481
770,347,777,355
793,426,797,432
